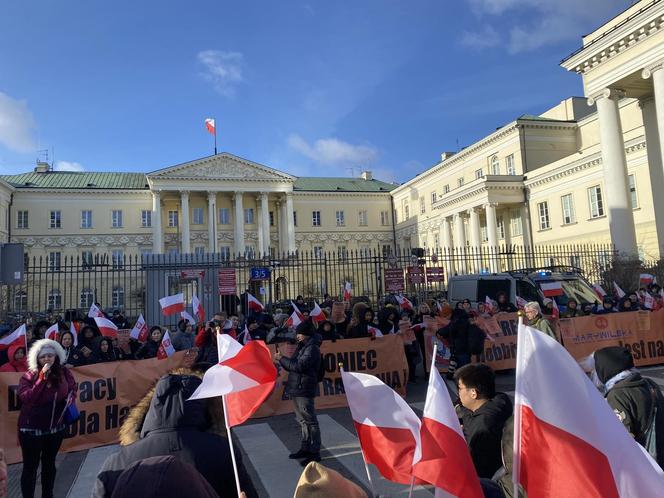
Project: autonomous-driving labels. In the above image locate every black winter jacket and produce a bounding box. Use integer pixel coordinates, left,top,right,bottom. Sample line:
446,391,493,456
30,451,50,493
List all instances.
279,334,322,398
135,340,161,360
458,392,513,478
437,318,481,356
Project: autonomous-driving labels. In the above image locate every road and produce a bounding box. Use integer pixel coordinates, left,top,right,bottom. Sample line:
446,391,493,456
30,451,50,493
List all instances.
8,364,664,498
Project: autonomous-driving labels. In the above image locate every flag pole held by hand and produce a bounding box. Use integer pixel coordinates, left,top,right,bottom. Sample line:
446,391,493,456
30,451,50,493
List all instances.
222,394,243,498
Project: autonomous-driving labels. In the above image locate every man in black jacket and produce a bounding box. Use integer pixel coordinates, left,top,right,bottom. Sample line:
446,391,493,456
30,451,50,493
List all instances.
454,363,513,479
274,320,322,464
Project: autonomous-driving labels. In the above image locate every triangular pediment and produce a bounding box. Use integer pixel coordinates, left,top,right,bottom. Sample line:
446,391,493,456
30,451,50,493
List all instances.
147,153,296,182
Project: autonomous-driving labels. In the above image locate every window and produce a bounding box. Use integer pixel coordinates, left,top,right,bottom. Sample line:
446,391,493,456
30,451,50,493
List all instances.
538,202,550,230
48,252,61,271
112,249,124,269
510,209,523,236
420,197,426,214
561,194,575,225
14,290,27,312
49,210,61,229
457,178,465,187
380,210,389,226
193,207,204,225
168,210,179,227
17,210,28,229
269,211,274,226
141,210,152,228
244,208,254,224
336,210,345,226
80,288,94,309
194,246,205,257
506,154,516,175
337,246,348,261
81,250,93,269
382,244,392,257
481,224,488,243
588,186,604,218
313,246,324,258
48,289,61,310
629,174,638,209
112,210,123,228
220,246,231,260
112,286,124,308
358,210,368,226
312,210,321,226
293,211,297,227
497,216,505,239
490,155,500,175
431,192,437,204
81,210,92,229
219,208,230,225
475,169,484,180
443,184,450,194
245,246,256,259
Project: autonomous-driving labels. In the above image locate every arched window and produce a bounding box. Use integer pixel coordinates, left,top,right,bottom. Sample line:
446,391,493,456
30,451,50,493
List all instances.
14,290,27,312
80,288,94,309
112,286,124,308
48,289,62,311
491,155,500,175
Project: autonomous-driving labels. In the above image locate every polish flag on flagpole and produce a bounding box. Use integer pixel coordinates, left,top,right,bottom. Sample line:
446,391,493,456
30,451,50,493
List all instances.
551,299,560,319
644,292,655,310
88,303,104,318
94,317,118,339
413,344,483,498
540,281,563,297
513,321,664,497
216,333,243,364
0,324,27,351
640,273,655,287
284,310,302,328
592,282,607,299
44,323,59,341
180,310,197,326
159,293,185,316
367,325,383,338
290,301,305,320
310,301,326,323
204,118,215,135
613,282,626,299
485,296,496,314
189,340,277,426
516,295,528,310
129,314,149,342
239,324,252,345
192,294,205,322
343,281,352,302
157,330,175,359
246,293,264,312
395,294,414,312
341,370,422,485
69,320,79,347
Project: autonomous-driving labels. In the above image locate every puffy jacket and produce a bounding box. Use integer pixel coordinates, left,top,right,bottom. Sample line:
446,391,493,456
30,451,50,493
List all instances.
437,318,473,355
18,367,77,431
279,334,322,398
0,344,27,372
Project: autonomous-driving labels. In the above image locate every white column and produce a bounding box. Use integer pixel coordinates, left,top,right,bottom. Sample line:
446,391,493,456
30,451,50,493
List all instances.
207,192,217,254
468,207,481,248
441,217,452,249
233,192,245,256
453,213,466,249
180,191,190,254
286,193,296,254
276,200,285,254
152,191,163,254
485,203,499,273
587,88,638,257
256,195,264,257
261,192,270,255
520,204,533,248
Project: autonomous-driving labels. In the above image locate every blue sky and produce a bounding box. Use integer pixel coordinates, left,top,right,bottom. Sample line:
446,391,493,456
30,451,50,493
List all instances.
0,0,632,183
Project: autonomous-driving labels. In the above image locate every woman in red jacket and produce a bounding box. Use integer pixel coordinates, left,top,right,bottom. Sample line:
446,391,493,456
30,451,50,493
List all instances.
0,343,28,372
18,338,77,498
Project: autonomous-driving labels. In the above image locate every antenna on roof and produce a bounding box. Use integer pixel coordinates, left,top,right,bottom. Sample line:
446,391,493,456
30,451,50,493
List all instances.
345,167,358,177
36,149,52,172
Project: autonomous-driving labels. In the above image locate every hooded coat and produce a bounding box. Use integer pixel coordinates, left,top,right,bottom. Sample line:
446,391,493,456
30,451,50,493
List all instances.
279,333,322,398
0,343,28,372
93,370,257,498
71,326,102,366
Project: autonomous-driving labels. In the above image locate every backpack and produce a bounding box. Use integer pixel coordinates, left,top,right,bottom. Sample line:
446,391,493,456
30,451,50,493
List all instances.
316,354,326,383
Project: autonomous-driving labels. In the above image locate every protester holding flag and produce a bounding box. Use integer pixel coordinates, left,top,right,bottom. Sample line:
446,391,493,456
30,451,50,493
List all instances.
593,295,617,314
172,319,196,351
71,325,101,366
377,306,399,336
18,339,77,498
345,303,373,339
0,343,27,372
274,321,323,464
135,327,163,360
523,302,556,340
454,363,513,479
436,309,475,370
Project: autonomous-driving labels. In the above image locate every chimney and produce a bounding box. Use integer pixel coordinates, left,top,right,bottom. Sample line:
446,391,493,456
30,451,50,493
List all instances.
440,152,455,161
360,170,372,181
34,161,50,173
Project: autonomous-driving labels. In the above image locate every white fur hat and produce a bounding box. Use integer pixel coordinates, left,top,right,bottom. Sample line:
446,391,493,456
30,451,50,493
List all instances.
28,338,66,371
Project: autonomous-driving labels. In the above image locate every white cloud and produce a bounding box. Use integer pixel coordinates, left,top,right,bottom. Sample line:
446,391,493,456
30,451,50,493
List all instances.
54,161,85,172
460,25,501,49
288,134,379,166
197,50,244,96
0,92,36,153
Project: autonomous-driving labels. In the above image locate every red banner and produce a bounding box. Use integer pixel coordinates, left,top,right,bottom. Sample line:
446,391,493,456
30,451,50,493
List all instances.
217,269,237,295
407,266,425,284
384,268,405,293
425,267,445,283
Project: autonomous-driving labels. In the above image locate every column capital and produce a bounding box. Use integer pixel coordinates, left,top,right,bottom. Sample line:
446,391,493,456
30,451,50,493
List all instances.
467,206,481,215
260,191,269,200
642,61,664,80
587,88,626,106
207,191,217,202
152,190,161,197
179,190,190,197
232,191,244,201
483,202,498,209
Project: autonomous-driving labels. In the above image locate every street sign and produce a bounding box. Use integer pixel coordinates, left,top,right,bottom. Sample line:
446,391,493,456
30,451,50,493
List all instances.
218,269,237,295
250,267,271,280
384,268,405,293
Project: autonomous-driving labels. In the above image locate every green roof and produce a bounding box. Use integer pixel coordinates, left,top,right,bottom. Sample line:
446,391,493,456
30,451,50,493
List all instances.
517,114,575,123
0,171,149,190
294,177,397,192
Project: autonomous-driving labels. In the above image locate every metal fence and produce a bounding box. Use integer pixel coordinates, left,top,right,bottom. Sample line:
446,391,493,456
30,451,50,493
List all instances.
0,243,617,324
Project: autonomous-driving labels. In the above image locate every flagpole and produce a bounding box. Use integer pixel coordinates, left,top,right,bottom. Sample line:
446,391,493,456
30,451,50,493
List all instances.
222,394,243,498
407,476,416,498
214,120,217,155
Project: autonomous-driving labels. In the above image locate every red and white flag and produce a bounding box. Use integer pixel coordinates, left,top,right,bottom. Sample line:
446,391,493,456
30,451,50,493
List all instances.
485,295,496,313
0,324,27,351
129,314,149,342
239,324,252,345
192,294,205,322
159,293,185,316
341,370,422,484
88,303,104,318
639,273,655,287
44,323,59,341
157,330,175,359
290,301,305,321
540,281,563,297
180,310,197,326
189,340,277,427
367,325,383,338
410,323,426,333
69,320,79,347
613,282,626,299
215,333,243,363
514,322,664,497
284,310,302,328
413,347,483,498
644,292,655,310
204,118,215,135
247,293,264,312
310,301,326,323
516,295,528,309
395,294,414,312
592,282,607,299
94,317,118,339
343,281,352,302
551,299,560,319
